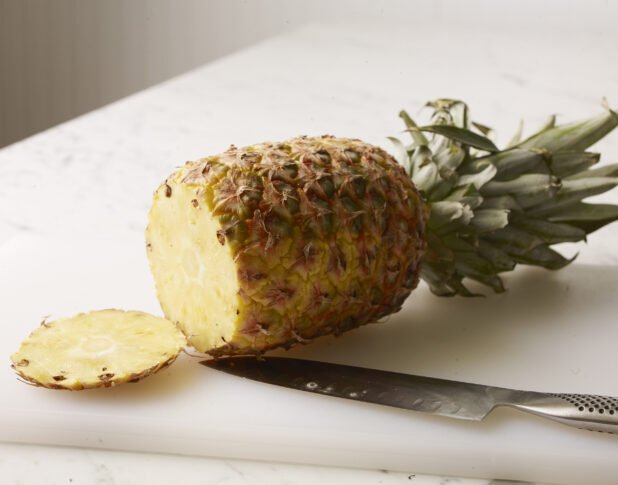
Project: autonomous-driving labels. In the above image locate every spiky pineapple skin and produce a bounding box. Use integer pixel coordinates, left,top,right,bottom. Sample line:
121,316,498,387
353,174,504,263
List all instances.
147,136,426,356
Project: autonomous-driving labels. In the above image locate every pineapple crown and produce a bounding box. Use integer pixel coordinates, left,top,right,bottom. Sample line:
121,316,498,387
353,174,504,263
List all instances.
389,98,618,296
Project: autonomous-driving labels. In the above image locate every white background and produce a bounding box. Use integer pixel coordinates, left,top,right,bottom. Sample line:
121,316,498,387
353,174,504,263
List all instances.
1,0,617,147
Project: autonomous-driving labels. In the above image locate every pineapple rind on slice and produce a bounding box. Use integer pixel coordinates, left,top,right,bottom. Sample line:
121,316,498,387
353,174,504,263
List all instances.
10,309,186,390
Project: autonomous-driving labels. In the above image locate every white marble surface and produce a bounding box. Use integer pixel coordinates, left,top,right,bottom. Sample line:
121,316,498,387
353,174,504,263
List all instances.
2,21,617,484
0,438,554,485
1,442,525,485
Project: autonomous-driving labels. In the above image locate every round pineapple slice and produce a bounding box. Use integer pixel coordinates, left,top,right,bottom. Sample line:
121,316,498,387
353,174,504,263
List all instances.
10,309,186,390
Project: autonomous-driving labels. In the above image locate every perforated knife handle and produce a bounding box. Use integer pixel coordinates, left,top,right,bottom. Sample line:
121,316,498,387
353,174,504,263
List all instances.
506,392,618,433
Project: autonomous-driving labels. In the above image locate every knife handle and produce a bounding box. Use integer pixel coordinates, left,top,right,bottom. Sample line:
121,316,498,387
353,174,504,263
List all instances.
506,392,618,434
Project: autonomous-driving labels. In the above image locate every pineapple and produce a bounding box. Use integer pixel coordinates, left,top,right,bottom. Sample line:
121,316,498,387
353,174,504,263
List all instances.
10,99,618,390
146,137,426,356
146,99,618,356
10,310,186,390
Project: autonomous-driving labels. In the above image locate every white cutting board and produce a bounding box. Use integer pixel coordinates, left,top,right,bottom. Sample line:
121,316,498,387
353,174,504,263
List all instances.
1,234,617,484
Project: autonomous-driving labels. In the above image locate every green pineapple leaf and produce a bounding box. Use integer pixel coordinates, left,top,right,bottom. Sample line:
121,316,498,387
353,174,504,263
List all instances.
391,98,618,296
412,125,499,153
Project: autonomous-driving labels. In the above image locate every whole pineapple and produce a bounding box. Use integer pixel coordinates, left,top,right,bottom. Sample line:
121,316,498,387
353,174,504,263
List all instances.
146,137,426,355
146,99,618,356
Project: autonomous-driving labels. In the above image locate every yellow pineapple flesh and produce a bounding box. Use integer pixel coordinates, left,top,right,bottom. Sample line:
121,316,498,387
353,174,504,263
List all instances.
146,178,241,352
10,310,186,390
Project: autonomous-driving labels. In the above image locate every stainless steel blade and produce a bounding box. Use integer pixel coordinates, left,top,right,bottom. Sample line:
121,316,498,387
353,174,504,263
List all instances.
202,356,618,433
203,356,508,421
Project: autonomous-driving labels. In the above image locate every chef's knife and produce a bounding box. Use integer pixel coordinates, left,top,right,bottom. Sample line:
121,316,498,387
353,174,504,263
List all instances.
202,357,618,434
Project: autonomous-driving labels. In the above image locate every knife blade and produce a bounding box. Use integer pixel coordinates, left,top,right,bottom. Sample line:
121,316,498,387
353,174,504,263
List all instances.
201,356,618,434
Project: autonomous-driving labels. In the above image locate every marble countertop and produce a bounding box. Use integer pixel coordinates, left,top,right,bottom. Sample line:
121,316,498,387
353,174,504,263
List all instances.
2,21,617,484
0,442,518,485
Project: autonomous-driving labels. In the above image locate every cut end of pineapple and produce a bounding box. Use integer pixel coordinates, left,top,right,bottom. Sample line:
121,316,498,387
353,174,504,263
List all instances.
10,309,187,390
146,175,241,353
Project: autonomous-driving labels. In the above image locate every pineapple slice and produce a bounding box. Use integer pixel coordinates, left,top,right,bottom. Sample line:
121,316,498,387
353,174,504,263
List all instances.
10,310,186,390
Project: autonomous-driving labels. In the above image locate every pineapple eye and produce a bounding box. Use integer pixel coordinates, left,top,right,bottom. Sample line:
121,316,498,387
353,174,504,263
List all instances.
314,149,331,163
264,212,292,238
239,151,261,164
340,196,359,213
272,180,294,193
318,176,335,199
309,198,334,235
282,161,298,179
345,149,360,163
271,165,295,182
370,152,385,165
283,196,299,215
351,176,367,198
369,188,386,210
